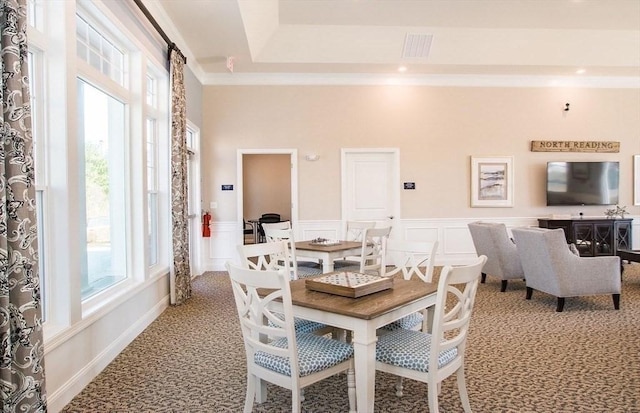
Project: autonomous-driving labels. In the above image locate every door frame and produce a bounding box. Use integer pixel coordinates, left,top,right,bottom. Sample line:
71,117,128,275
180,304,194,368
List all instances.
340,148,401,235
236,149,299,245
186,121,201,278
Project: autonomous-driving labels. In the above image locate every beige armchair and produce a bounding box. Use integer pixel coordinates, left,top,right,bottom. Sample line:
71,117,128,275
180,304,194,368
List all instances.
511,227,621,312
467,222,524,292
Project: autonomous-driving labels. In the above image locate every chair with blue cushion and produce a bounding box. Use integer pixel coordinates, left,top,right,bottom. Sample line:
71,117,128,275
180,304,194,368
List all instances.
262,225,322,279
336,226,392,276
225,262,356,413
375,255,487,413
380,239,439,331
333,220,377,268
237,241,330,335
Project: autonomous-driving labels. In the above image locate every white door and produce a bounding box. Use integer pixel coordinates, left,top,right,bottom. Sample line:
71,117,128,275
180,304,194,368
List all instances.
341,149,400,234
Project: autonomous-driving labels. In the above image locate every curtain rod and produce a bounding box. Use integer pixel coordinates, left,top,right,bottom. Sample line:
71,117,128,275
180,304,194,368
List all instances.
132,0,187,64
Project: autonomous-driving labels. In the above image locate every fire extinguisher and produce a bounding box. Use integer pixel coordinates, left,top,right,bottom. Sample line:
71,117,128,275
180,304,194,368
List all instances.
202,211,212,237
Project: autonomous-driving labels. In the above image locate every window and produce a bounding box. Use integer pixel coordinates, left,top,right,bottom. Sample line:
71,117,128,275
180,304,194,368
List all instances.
28,48,47,321
144,69,168,270
78,79,127,299
27,0,44,31
29,0,171,339
146,117,158,267
76,14,125,86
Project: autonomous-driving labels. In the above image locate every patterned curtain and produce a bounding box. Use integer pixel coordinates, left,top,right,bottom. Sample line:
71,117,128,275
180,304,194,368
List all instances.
0,0,47,411
169,47,191,305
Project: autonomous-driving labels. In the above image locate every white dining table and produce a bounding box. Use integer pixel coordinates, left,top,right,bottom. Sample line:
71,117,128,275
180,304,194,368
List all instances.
258,274,438,413
295,240,363,273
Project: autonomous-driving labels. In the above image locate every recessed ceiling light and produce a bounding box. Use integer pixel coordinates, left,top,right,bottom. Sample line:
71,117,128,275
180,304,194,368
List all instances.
398,66,407,73
576,68,586,75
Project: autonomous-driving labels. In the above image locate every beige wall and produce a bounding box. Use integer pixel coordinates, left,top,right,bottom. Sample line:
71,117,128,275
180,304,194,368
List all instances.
202,85,640,221
243,154,292,220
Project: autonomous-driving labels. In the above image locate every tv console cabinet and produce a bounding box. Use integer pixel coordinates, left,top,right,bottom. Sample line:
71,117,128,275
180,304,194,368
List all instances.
537,218,632,257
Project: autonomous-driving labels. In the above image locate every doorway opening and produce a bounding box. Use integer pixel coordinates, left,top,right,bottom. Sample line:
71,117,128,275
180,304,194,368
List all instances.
236,149,299,245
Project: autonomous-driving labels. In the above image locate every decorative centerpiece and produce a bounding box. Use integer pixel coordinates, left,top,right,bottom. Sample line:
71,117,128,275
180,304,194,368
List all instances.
309,237,341,246
605,205,627,219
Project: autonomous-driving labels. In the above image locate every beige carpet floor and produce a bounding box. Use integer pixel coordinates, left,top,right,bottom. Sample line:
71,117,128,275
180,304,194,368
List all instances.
62,263,640,412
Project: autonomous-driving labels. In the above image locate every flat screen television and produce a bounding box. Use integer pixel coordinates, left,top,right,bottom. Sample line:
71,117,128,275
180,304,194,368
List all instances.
546,161,619,206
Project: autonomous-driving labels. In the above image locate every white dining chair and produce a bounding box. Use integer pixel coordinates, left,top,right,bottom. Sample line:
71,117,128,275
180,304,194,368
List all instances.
344,220,377,242
375,255,487,413
263,226,322,279
226,262,356,413
334,220,377,268
336,226,392,276
380,240,439,331
262,221,291,231
237,242,329,335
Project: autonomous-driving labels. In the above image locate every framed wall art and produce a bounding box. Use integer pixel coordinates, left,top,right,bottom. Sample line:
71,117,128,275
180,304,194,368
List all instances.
471,156,514,207
635,155,640,206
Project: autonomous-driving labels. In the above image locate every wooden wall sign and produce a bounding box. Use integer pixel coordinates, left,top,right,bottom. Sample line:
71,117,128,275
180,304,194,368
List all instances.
531,140,619,153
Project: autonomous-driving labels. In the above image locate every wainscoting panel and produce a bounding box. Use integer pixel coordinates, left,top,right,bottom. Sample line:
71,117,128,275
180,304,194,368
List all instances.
299,220,342,242
202,217,552,271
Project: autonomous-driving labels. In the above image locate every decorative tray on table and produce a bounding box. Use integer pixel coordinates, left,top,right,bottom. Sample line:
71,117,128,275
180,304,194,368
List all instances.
309,237,342,246
305,272,393,298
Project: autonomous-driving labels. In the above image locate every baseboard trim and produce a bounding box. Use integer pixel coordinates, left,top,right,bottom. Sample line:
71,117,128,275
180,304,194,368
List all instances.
47,295,170,412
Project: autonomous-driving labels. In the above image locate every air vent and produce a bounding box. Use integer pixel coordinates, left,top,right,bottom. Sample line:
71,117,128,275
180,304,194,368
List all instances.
402,34,433,59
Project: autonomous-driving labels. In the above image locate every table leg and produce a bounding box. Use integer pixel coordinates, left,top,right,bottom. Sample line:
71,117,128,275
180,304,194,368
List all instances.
322,257,334,273
351,324,378,413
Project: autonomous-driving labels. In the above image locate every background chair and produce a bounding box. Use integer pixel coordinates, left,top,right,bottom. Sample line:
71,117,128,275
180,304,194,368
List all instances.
263,226,322,279
336,226,392,275
257,213,282,242
333,220,377,266
385,239,439,283
243,219,254,244
225,262,356,413
511,227,621,312
467,221,524,292
262,220,291,231
381,240,439,331
375,255,487,413
344,220,377,242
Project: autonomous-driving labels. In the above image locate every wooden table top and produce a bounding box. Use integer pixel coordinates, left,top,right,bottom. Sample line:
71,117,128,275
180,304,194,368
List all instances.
295,240,362,252
289,274,437,320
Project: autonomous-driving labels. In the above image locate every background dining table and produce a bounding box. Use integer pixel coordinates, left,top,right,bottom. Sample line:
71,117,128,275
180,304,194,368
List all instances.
295,240,363,273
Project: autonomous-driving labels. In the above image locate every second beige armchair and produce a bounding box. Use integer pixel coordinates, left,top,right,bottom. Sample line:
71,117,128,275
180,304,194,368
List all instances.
511,227,621,312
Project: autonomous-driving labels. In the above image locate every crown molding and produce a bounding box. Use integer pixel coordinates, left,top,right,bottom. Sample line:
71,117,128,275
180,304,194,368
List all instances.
201,72,640,88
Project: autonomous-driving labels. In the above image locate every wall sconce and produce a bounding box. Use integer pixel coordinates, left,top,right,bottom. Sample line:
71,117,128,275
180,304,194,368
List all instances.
304,154,320,161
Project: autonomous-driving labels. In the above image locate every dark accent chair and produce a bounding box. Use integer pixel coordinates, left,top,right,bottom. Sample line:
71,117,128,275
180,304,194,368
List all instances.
243,219,254,244
257,213,281,242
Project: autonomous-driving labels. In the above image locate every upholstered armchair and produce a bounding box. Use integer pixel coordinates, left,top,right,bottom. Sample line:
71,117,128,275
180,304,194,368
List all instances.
511,227,621,312
467,222,524,292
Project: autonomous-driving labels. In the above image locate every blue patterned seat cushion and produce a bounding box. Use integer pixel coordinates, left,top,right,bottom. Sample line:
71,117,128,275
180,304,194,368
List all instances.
381,312,423,331
293,318,328,334
376,329,458,372
254,333,354,377
296,264,323,279
269,315,328,334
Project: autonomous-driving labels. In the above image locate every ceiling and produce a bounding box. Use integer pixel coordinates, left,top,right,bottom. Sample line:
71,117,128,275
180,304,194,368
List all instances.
145,0,640,86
